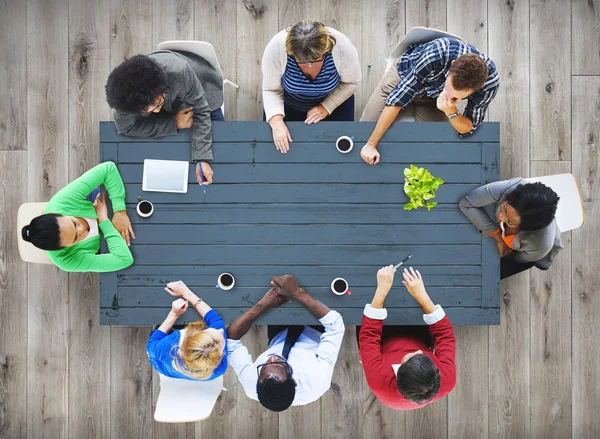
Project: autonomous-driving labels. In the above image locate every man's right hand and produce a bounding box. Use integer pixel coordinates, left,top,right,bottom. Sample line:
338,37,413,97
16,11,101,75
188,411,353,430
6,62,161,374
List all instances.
259,286,290,308
360,143,380,165
272,274,303,298
402,267,429,301
269,116,292,153
176,107,194,129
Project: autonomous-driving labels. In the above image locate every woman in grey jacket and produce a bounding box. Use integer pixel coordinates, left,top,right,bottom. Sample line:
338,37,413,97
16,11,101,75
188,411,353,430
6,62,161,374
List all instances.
459,178,562,279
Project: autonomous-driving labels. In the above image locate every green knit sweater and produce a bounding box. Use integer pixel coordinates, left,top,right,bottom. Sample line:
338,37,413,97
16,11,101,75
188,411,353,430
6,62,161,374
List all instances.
44,161,134,272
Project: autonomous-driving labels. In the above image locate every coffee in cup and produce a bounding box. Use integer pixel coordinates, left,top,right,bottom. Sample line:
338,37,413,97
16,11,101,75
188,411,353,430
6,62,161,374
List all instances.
331,277,351,295
136,197,154,218
336,136,354,153
216,273,235,290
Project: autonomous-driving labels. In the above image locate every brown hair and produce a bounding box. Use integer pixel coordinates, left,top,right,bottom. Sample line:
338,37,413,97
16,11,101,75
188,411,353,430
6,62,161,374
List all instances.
448,54,488,91
285,20,336,63
171,319,224,380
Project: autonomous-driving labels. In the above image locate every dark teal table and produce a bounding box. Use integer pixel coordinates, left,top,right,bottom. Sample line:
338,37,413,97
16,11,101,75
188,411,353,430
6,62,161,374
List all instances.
99,121,500,325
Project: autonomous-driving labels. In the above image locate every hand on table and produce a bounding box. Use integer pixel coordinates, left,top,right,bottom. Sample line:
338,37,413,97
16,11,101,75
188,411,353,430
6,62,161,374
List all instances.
171,298,189,317
376,265,397,296
93,192,109,223
402,267,429,301
196,161,214,186
271,274,303,299
165,280,194,301
305,104,329,124
360,143,380,165
259,286,291,308
269,116,293,153
112,211,135,246
176,108,194,129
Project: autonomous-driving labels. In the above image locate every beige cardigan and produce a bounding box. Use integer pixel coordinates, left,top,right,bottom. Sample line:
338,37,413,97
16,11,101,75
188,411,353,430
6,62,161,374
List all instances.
262,27,362,121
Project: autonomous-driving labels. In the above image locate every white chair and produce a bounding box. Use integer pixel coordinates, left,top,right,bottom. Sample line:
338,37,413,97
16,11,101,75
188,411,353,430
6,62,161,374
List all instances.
17,202,53,264
368,26,463,72
524,173,584,232
157,40,239,117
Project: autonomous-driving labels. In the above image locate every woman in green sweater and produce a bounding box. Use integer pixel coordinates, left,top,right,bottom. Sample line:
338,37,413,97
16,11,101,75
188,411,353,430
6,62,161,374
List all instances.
21,161,135,272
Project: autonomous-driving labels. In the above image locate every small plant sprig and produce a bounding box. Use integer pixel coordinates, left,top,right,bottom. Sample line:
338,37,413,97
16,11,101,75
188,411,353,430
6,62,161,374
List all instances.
403,164,445,211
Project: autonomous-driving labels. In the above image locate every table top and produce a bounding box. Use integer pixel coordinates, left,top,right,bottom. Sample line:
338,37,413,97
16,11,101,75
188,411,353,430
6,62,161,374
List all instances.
99,121,500,326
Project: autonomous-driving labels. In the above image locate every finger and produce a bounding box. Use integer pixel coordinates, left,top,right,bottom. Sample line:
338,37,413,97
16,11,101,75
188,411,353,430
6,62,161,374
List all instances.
183,107,194,113
305,113,318,124
410,267,417,278
282,138,289,153
373,154,380,165
287,131,293,143
129,224,136,239
402,280,407,286
416,270,422,280
94,192,101,203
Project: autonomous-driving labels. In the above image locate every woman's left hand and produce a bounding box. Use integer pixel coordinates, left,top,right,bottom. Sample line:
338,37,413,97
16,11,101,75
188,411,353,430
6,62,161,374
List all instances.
112,211,135,246
171,298,188,316
305,104,329,124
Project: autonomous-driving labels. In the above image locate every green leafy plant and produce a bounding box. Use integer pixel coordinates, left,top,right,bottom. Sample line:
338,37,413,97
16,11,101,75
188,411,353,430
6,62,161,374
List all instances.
403,164,445,211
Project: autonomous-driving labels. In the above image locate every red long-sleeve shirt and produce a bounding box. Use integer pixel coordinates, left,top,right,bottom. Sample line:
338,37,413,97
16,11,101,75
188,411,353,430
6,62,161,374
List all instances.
359,312,456,410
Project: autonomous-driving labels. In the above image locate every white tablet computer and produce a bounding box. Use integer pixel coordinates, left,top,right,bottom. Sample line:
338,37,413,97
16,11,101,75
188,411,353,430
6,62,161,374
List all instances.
142,159,189,193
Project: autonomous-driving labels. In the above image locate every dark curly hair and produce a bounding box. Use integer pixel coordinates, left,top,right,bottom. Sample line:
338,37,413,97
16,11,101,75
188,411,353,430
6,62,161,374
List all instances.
449,53,488,91
396,354,440,404
505,182,559,231
256,375,296,412
105,54,168,114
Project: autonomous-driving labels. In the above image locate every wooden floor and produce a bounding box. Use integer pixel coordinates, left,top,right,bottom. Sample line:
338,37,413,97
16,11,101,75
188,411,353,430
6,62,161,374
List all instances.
0,0,599,438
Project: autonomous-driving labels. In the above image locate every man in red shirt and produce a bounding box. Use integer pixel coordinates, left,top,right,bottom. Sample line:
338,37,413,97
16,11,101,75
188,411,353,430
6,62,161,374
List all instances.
358,265,456,410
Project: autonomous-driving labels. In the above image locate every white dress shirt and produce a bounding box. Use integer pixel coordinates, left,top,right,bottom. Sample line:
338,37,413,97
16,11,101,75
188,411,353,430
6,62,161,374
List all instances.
227,310,345,406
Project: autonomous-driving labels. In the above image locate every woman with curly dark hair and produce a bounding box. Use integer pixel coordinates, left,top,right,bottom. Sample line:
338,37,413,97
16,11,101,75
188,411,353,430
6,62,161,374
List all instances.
105,50,224,186
459,178,562,279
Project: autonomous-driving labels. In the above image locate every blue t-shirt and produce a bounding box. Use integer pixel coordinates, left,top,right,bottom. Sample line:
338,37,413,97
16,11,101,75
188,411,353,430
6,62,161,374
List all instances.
146,309,228,381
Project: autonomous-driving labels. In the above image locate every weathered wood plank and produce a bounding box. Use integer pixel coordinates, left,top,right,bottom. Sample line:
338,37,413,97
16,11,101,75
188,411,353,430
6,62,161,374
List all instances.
529,160,572,439
530,0,571,160
128,223,480,245
100,120,501,142
572,0,600,75
26,0,70,437
119,162,484,184
125,204,471,225
236,0,278,121
117,264,482,287
487,0,531,437
67,0,111,437
404,399,448,438
195,367,238,439
152,0,194,48
122,182,481,204
195,0,238,119
0,151,28,439
110,286,482,308
151,369,194,439
406,0,447,30
447,0,487,49
128,244,480,266
0,0,27,150
101,306,500,326
572,76,600,437
110,328,154,438
114,141,484,164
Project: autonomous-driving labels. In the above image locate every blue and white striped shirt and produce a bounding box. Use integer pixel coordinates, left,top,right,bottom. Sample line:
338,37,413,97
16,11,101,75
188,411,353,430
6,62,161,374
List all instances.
282,53,340,112
386,37,499,134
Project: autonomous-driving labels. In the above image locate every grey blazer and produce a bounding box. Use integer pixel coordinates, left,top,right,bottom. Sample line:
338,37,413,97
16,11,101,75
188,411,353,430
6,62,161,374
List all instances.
113,50,224,162
459,178,563,266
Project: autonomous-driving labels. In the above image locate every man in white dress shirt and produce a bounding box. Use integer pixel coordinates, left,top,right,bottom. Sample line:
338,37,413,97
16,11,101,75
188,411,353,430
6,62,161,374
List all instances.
226,274,345,412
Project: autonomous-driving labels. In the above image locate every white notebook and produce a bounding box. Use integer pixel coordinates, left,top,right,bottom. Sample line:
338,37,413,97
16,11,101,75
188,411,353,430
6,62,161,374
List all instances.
142,159,189,193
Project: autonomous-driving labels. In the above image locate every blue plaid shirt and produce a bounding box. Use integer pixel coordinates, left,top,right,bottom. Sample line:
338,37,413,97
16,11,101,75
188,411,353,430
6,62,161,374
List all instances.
386,37,499,134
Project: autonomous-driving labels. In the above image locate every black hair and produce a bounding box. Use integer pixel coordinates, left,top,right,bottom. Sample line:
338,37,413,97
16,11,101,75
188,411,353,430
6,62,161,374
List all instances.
105,54,168,114
21,213,64,251
396,354,440,404
505,182,559,231
256,375,296,412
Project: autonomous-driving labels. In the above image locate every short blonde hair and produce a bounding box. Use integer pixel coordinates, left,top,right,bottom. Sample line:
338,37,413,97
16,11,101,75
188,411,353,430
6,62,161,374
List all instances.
285,20,336,63
171,319,224,380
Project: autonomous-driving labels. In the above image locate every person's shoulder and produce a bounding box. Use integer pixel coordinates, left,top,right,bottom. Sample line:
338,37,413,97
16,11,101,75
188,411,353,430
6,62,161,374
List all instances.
148,50,191,77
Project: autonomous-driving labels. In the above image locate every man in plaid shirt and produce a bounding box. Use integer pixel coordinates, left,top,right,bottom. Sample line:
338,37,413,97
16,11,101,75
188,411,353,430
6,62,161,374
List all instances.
360,37,500,165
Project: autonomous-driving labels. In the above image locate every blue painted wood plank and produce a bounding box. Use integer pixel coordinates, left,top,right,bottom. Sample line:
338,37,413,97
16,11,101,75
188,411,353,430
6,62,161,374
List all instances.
117,265,482,287
116,142,483,164
481,143,501,308
125,204,471,225
127,244,480,266
100,306,500,326
100,121,500,143
118,163,483,184
122,183,480,204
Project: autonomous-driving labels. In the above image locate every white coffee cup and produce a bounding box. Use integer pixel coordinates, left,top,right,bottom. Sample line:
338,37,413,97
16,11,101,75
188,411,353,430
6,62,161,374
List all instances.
336,136,354,153
216,272,235,290
136,198,154,217
331,277,351,295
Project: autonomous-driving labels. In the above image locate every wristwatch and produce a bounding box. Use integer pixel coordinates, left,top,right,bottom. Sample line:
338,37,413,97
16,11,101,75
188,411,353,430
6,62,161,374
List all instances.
447,111,460,120
192,298,203,308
